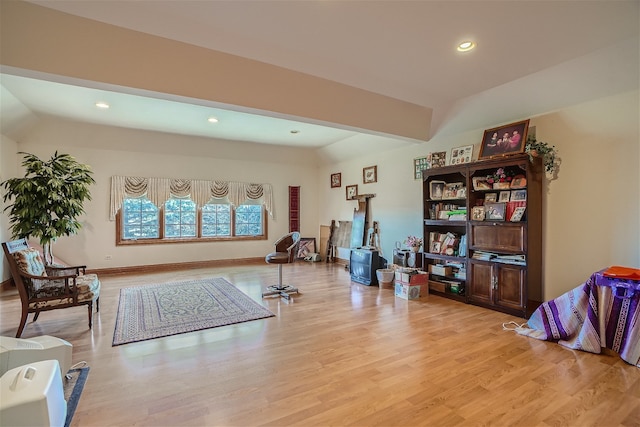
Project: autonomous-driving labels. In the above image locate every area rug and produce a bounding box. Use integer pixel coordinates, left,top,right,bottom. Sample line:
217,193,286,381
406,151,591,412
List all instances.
113,278,275,346
64,366,90,427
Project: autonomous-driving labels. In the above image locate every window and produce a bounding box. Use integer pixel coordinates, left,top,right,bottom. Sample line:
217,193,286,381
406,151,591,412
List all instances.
164,198,196,238
122,197,159,240
117,197,266,245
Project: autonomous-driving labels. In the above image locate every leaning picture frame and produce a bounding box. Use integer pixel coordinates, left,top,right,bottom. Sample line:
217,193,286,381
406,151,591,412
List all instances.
498,191,511,203
479,119,530,159
472,177,492,191
430,151,447,168
510,189,527,201
296,237,317,259
471,206,486,221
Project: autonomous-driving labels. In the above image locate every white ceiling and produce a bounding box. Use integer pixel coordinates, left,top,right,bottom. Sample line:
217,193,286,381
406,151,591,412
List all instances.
1,0,639,147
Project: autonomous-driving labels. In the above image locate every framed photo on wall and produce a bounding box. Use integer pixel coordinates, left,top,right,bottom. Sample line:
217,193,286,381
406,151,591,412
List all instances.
346,184,358,200
479,119,529,159
414,156,431,180
363,165,377,184
330,172,341,188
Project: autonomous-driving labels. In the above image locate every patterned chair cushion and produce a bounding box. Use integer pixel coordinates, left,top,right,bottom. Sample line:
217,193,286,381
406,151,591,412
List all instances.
12,248,47,276
29,274,100,310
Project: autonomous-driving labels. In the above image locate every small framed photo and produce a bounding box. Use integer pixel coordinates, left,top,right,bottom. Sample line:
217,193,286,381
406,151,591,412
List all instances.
363,165,377,184
479,119,530,159
296,237,317,259
346,184,358,200
510,174,527,189
430,151,447,168
510,207,526,222
472,177,492,191
414,156,431,180
450,145,473,165
485,202,506,221
443,182,464,199
430,241,442,254
511,189,527,201
498,191,511,203
472,206,486,221
430,180,446,200
484,193,497,203
330,172,341,188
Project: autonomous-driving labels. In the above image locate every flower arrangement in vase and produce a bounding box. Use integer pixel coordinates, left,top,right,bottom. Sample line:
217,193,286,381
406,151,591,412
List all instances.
486,167,515,189
405,235,423,252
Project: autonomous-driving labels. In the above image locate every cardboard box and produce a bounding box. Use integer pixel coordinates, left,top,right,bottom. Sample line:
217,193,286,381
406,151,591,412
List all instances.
428,264,452,276
395,283,422,300
394,270,429,299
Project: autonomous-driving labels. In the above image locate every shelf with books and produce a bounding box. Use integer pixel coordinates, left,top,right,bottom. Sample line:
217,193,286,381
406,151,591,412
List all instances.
422,153,543,317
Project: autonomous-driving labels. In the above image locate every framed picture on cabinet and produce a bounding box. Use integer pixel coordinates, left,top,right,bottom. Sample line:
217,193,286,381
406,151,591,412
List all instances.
430,241,442,254
510,206,526,222
485,202,506,221
511,189,527,201
498,191,511,203
472,206,486,221
472,177,492,190
330,172,341,188
442,182,464,199
363,165,377,184
479,119,529,159
450,145,473,165
430,151,447,168
346,184,358,200
484,193,497,203
510,174,527,188
429,180,446,200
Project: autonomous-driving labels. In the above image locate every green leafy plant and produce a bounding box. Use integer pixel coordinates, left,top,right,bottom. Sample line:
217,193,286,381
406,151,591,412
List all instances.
525,136,559,176
1,152,96,263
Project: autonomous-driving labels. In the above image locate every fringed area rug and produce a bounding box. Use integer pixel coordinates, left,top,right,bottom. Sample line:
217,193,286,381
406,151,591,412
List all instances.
113,278,275,346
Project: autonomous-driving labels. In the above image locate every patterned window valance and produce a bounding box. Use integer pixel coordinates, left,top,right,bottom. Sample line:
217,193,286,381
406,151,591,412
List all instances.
110,176,274,220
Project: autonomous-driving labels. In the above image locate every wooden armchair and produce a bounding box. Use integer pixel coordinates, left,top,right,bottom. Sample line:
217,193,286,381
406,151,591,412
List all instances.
2,238,101,338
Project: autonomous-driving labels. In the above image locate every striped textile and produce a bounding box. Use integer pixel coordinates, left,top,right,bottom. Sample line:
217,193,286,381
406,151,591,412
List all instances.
515,271,640,367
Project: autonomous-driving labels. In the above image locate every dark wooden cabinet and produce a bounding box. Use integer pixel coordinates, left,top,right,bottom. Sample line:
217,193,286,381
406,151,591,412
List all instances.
422,153,543,317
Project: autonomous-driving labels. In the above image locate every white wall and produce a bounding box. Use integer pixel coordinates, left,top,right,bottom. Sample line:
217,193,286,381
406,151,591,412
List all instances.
318,90,640,300
2,92,639,303
2,117,320,274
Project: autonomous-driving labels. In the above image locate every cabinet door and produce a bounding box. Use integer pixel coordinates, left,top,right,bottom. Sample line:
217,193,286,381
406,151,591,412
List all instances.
468,262,493,305
495,265,526,312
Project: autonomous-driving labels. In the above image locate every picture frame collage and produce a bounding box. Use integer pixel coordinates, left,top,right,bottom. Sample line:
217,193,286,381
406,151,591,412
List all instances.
332,165,378,200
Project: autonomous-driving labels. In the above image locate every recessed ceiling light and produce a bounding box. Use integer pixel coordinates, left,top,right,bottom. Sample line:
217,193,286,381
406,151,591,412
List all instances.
457,41,475,52
290,130,300,134
207,117,219,123
95,102,110,109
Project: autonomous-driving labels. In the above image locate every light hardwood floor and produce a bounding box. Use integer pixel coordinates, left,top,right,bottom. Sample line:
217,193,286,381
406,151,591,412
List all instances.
1,262,639,426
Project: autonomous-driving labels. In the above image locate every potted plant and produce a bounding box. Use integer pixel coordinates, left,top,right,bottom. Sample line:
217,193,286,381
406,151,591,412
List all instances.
1,151,96,264
525,136,559,177
404,235,423,252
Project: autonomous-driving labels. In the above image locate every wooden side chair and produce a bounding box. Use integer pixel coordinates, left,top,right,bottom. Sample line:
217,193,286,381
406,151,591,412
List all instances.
262,232,301,300
2,238,101,338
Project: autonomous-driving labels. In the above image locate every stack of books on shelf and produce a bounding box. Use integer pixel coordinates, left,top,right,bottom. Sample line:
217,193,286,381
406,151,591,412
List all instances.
471,251,526,265
494,254,526,265
446,208,467,221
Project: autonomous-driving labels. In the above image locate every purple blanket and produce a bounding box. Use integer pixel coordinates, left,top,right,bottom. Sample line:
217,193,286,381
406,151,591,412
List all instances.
515,271,640,367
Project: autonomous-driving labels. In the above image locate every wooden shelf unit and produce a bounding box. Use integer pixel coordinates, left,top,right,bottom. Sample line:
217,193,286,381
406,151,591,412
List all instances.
422,153,543,317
